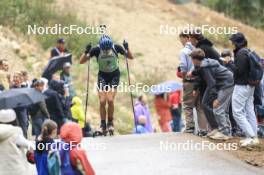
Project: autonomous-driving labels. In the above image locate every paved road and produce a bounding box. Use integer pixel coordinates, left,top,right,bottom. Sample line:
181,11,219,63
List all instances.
83,133,264,175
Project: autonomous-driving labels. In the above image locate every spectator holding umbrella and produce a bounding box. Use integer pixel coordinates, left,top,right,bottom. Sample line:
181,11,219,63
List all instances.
29,79,50,138
154,93,172,132
51,38,69,57
10,72,28,137
60,62,76,98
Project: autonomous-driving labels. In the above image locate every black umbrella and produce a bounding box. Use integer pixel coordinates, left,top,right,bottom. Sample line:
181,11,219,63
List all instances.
0,88,46,110
42,53,72,80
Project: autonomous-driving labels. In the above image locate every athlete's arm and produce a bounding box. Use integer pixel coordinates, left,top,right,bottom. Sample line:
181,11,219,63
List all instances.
123,40,134,59
126,48,134,59
80,43,93,64
80,53,90,64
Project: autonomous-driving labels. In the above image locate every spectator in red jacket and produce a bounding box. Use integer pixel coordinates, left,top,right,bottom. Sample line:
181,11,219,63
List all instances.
169,90,182,132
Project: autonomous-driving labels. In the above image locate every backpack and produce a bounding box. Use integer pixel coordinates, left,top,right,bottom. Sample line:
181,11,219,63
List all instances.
47,142,75,175
47,150,61,175
244,48,264,86
59,142,75,175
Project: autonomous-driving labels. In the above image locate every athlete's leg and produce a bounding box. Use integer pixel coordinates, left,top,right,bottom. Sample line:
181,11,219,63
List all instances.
98,91,107,121
106,89,117,122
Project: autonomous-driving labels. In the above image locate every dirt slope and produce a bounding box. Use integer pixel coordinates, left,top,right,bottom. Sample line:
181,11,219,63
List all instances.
56,0,264,82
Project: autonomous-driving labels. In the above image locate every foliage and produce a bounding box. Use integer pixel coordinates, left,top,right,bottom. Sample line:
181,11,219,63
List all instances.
201,0,264,30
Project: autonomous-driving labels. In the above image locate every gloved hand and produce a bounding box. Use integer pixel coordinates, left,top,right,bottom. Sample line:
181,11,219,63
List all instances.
123,40,129,50
85,43,92,54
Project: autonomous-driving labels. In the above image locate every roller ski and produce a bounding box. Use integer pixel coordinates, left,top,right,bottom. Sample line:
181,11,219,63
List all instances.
93,122,108,137
107,121,114,136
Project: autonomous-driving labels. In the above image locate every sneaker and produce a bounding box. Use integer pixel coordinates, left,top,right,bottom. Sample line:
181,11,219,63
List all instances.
240,138,254,147
197,130,208,137
209,131,230,141
184,127,195,134
252,137,260,145
207,129,218,137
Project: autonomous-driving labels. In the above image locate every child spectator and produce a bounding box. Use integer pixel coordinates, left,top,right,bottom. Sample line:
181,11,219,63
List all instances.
34,119,58,175
169,90,182,132
133,115,149,134
60,122,95,175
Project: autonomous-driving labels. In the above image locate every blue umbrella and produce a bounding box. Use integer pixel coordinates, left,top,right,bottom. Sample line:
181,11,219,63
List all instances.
150,81,182,95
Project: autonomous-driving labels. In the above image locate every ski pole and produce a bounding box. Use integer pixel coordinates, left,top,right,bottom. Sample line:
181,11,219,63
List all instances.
84,58,90,121
124,41,137,133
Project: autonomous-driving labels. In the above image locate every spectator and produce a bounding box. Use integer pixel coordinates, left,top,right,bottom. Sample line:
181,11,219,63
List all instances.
134,94,153,133
227,32,259,147
188,30,220,134
21,70,31,88
44,80,65,131
29,79,50,137
60,122,95,175
0,109,34,175
177,31,207,135
221,49,243,136
10,72,23,89
169,90,182,132
133,115,149,134
60,62,76,98
51,38,69,57
0,59,10,90
71,96,93,137
34,120,58,175
190,49,234,140
10,72,29,137
71,96,86,128
154,93,172,132
189,29,221,62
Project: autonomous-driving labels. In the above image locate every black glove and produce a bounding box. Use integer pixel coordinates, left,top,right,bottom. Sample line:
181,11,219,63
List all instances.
85,43,92,54
123,40,129,50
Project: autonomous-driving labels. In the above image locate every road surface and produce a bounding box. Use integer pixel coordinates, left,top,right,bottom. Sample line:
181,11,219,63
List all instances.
83,133,264,175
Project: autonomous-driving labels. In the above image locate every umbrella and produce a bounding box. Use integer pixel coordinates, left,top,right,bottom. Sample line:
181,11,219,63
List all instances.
150,80,182,95
42,53,72,80
0,88,46,110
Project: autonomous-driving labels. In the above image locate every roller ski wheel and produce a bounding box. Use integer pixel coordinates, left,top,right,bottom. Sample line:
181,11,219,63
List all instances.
93,123,107,137
107,122,114,136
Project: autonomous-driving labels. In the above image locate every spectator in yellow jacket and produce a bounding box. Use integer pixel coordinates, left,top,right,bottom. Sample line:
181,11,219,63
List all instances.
71,96,85,128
